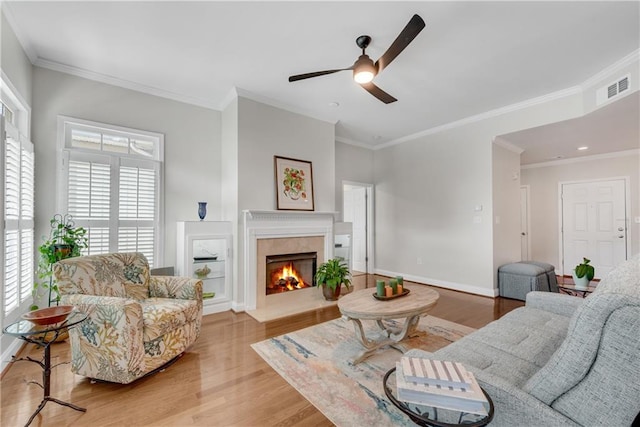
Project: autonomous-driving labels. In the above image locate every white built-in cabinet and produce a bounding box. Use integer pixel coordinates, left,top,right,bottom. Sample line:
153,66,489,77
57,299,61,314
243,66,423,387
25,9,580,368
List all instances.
334,222,353,272
177,221,232,315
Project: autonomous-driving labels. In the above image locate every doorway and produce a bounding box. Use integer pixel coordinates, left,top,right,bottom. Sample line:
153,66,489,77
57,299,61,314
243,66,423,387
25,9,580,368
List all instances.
520,185,530,261
560,178,629,278
342,182,374,275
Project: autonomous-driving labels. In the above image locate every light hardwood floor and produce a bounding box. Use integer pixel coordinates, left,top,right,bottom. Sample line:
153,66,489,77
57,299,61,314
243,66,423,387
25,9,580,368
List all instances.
1,276,523,426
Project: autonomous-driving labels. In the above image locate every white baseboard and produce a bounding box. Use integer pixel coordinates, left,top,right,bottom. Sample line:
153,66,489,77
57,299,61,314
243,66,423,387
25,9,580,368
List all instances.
374,269,499,298
1,336,24,375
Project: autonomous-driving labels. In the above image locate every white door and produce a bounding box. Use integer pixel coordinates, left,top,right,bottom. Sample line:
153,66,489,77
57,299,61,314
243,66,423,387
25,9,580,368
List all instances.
343,184,368,273
561,179,627,278
520,186,530,261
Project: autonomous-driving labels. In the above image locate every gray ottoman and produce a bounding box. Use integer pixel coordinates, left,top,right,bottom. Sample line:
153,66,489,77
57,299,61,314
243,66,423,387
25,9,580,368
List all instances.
521,261,558,293
498,261,557,301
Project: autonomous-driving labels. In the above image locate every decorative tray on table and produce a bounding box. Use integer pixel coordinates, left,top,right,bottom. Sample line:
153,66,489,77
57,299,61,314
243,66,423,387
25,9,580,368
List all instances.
373,289,410,301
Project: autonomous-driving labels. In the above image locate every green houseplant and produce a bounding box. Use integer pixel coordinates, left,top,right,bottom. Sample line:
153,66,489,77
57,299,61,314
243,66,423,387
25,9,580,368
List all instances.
314,258,351,301
572,257,595,290
32,214,88,310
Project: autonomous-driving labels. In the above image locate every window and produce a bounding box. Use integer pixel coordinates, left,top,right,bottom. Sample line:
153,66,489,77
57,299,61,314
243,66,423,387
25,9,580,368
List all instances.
59,117,163,267
2,107,34,318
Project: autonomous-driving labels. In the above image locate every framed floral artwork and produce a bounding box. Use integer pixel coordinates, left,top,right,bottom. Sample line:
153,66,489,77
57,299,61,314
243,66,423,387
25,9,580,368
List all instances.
274,156,314,211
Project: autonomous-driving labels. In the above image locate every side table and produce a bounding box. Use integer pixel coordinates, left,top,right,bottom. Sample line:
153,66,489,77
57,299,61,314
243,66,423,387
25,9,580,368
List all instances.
3,311,88,427
383,367,494,427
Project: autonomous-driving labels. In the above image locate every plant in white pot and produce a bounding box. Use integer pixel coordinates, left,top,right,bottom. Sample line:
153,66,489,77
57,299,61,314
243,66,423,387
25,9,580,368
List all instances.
314,258,351,301
572,257,595,290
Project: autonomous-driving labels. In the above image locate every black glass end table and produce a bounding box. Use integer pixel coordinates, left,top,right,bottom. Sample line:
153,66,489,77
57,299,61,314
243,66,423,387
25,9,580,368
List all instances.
383,367,494,427
3,311,88,427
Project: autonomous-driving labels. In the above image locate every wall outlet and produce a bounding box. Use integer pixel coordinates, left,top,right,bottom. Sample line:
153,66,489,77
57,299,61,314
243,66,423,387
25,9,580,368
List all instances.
635,216,640,224
417,257,423,265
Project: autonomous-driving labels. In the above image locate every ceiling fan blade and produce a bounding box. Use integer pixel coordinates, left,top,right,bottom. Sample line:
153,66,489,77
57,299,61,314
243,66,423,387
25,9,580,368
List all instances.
375,14,426,74
360,82,397,104
288,68,351,82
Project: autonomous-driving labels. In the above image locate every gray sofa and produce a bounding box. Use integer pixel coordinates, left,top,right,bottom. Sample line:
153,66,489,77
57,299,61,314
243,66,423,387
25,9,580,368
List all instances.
407,254,640,426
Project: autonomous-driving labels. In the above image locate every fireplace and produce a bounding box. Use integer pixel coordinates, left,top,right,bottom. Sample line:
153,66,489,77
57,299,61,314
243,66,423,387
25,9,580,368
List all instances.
266,252,317,295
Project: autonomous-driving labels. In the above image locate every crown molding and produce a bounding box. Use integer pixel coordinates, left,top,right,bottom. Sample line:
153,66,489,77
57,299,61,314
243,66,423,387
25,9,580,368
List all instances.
1,3,38,64
335,136,375,150
581,49,640,90
493,137,524,154
521,149,640,170
230,87,338,125
374,86,582,151
34,58,219,109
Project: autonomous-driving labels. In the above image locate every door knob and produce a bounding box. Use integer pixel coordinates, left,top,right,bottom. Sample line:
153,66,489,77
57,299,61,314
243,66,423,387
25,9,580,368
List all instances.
521,232,526,236
618,227,624,231
618,235,624,238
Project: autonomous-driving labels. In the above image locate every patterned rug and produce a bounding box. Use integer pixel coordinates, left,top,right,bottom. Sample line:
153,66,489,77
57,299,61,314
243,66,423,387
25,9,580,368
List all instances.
251,316,475,426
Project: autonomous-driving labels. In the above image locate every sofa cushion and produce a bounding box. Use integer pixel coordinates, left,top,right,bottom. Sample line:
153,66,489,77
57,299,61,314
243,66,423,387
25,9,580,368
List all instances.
550,305,640,426
428,307,570,388
591,253,640,297
141,297,200,342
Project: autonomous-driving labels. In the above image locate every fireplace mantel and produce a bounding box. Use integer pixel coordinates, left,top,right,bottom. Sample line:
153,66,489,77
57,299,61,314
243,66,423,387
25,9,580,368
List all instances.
243,210,338,222
242,210,337,314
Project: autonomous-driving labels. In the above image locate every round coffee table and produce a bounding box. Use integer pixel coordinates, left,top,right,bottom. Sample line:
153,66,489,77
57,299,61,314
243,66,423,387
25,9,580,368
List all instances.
338,285,439,364
384,367,494,427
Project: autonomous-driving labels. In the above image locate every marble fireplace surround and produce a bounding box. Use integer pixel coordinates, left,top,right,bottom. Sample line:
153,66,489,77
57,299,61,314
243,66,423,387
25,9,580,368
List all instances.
242,210,336,321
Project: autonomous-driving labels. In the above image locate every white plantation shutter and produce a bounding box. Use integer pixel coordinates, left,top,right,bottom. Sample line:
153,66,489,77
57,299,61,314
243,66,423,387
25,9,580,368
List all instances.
60,118,162,266
3,120,35,316
118,163,157,264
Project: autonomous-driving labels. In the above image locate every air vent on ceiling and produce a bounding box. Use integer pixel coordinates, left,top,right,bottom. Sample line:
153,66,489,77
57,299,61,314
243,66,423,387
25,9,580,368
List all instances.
597,74,631,105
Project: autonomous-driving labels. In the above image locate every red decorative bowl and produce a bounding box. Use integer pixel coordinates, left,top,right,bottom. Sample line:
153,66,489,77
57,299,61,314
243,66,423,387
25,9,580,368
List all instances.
22,305,74,326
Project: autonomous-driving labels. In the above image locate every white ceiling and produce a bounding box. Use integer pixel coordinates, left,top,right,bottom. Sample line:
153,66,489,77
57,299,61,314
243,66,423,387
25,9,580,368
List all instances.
3,1,640,156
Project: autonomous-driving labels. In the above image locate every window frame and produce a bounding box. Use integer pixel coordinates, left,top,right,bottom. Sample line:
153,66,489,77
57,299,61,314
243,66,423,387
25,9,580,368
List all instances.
56,116,164,267
1,74,34,324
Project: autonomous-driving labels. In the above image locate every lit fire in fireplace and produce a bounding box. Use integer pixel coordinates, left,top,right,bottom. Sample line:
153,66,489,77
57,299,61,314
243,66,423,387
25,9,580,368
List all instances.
268,262,312,293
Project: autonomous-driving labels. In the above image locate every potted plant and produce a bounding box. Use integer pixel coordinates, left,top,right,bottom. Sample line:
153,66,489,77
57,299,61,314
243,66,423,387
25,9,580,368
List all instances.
32,214,88,310
314,258,351,301
572,257,595,290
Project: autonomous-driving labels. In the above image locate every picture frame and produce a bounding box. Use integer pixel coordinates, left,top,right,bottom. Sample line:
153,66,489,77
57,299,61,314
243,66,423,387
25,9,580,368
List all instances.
274,156,314,211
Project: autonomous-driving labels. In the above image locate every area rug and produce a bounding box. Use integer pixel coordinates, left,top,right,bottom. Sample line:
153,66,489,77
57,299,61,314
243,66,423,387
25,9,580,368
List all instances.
251,316,475,426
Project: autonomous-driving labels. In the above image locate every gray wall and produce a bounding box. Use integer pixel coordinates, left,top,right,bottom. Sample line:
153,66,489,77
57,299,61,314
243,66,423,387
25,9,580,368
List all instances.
521,152,640,270
31,67,221,268
492,143,522,286
225,96,335,308
373,93,583,296
335,141,374,221
1,11,33,109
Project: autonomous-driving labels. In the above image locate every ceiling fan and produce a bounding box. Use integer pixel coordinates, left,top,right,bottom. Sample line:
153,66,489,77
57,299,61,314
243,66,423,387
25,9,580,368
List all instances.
288,14,426,104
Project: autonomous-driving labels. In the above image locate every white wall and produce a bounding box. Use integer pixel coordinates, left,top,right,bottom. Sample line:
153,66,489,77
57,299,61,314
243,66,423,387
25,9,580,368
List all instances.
335,141,374,221
492,143,522,285
374,92,583,296
521,152,640,270
31,67,221,268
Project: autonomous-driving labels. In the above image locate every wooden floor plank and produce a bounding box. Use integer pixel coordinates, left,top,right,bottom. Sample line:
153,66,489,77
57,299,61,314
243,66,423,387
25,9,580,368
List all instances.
1,276,523,426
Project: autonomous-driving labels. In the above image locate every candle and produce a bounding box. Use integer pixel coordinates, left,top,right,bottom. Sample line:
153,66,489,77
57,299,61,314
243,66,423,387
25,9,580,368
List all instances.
397,284,404,294
385,286,393,297
376,280,386,297
396,276,404,286
389,279,398,294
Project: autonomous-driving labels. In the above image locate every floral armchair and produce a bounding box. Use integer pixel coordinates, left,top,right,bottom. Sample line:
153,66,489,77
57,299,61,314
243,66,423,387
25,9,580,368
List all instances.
53,252,202,384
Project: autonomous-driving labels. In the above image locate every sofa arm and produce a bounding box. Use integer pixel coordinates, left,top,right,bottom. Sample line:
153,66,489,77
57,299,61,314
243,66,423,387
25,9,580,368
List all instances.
149,276,203,301
472,369,579,426
404,349,579,426
60,294,146,384
525,291,583,317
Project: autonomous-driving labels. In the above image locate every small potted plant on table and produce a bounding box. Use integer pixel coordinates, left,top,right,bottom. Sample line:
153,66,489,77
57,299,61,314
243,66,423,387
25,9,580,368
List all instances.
315,258,351,301
32,214,88,310
572,257,595,290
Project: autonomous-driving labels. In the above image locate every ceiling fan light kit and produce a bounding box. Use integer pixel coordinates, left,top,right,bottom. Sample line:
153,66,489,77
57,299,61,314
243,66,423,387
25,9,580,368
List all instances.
288,14,426,104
